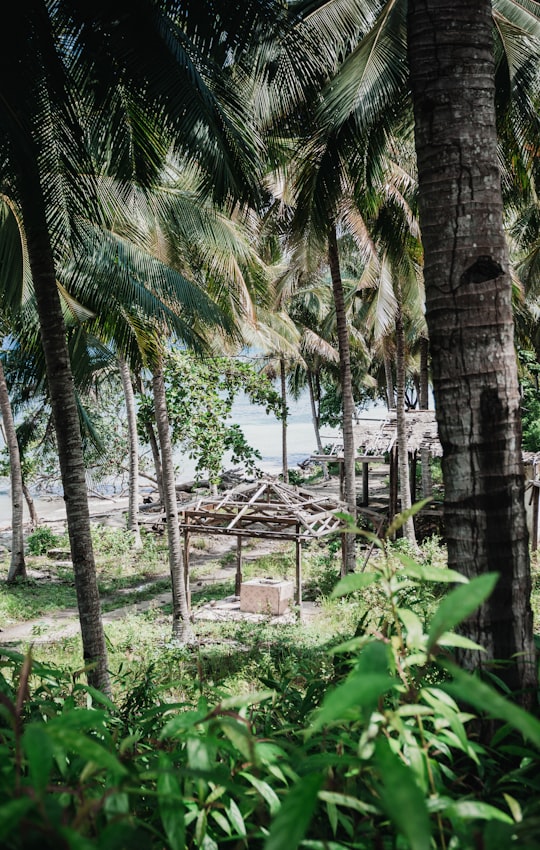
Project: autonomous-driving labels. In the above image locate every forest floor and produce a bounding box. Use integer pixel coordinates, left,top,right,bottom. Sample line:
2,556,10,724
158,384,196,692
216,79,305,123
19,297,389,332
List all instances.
0,472,352,649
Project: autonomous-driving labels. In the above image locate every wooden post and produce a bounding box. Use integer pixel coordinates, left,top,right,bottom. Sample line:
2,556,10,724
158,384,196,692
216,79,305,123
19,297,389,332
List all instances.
296,524,302,620
389,445,399,526
410,451,417,503
235,535,243,596
362,461,369,506
183,519,191,611
532,483,539,553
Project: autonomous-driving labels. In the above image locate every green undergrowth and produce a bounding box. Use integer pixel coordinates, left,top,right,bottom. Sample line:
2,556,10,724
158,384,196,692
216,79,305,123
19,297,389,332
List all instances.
2,505,540,848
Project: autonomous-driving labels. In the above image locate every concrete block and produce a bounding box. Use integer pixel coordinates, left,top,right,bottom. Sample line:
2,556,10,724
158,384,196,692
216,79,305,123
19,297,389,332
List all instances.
240,579,294,615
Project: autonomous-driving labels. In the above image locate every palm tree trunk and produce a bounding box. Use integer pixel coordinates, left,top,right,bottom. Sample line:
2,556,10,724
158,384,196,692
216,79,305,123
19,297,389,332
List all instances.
383,349,395,411
0,358,26,582
280,356,288,483
395,301,416,544
19,170,109,694
307,371,329,480
146,420,164,504
118,358,142,548
22,480,39,529
152,356,194,643
408,0,536,699
328,225,356,572
135,375,164,504
418,336,432,498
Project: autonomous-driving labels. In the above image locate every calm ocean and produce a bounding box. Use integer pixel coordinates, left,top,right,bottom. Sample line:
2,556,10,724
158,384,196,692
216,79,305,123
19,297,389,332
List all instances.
0,391,386,525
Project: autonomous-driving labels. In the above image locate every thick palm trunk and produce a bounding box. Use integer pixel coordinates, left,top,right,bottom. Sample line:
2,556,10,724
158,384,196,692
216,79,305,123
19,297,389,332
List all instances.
395,302,416,544
118,358,142,548
152,357,194,643
328,226,356,572
280,357,289,484
408,0,536,698
19,174,110,694
0,358,26,582
307,371,329,480
418,336,433,498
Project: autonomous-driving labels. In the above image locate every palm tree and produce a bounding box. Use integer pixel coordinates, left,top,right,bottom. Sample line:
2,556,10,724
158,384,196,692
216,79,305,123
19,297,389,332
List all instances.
271,0,540,690
0,0,278,691
117,358,143,549
407,0,538,699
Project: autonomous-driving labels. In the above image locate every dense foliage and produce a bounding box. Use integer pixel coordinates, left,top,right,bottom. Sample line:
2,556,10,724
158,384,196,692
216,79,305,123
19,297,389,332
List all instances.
2,521,540,849
138,351,283,486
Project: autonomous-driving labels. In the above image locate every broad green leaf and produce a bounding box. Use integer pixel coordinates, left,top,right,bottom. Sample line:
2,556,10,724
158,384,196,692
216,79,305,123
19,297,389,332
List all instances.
217,690,273,710
158,754,185,850
397,608,424,649
264,773,323,850
23,724,54,794
374,738,431,850
300,843,351,849
427,573,499,651
196,808,208,846
318,790,378,815
240,772,281,815
503,793,522,823
437,632,486,651
210,810,231,835
445,800,513,823
330,572,380,598
396,553,468,584
442,663,540,749
187,736,213,771
310,642,396,733
47,728,127,776
386,499,431,539
160,708,208,738
228,798,247,838
201,834,218,850
329,636,372,655
220,717,254,761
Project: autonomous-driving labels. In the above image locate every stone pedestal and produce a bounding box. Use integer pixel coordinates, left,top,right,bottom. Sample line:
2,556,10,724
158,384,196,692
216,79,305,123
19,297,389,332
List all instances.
240,579,294,615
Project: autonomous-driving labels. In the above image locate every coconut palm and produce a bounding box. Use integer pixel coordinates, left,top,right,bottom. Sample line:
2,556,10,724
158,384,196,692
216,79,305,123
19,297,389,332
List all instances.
268,0,540,690
408,0,538,698
0,0,281,691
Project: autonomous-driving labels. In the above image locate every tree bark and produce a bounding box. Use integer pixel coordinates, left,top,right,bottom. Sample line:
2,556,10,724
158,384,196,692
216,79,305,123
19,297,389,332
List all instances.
328,225,357,571
152,357,194,643
395,300,416,544
419,335,433,498
0,358,26,581
118,358,142,548
22,480,39,529
19,167,110,694
280,356,289,484
408,0,536,699
307,370,329,480
383,349,395,411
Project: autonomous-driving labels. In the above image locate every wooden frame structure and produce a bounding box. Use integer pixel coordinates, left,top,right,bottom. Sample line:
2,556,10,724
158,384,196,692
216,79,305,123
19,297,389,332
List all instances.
179,479,346,617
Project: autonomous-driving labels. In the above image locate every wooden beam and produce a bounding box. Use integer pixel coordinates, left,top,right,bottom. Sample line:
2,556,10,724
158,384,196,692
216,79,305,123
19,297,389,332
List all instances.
235,536,243,597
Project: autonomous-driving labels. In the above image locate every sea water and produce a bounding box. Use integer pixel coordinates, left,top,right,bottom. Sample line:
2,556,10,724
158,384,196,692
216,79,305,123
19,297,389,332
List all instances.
0,390,386,525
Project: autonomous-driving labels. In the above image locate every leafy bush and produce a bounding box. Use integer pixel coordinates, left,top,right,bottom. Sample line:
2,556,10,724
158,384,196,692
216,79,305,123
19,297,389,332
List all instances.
2,510,540,849
25,526,60,555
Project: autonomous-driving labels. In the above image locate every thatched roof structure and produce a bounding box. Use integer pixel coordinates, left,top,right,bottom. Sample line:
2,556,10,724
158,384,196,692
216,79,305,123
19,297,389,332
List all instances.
179,479,346,541
353,410,442,457
179,479,347,614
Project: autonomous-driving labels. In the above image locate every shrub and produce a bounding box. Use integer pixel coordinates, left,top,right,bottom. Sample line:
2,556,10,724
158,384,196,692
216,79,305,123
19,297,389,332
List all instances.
25,526,60,555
